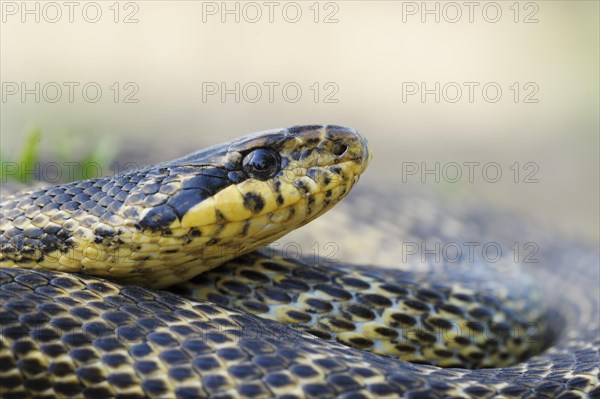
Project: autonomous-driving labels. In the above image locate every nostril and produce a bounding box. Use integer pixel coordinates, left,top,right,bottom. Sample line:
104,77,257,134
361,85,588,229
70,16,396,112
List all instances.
332,142,348,157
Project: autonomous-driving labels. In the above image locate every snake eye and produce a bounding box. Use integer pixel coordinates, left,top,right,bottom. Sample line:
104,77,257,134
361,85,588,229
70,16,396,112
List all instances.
242,148,281,180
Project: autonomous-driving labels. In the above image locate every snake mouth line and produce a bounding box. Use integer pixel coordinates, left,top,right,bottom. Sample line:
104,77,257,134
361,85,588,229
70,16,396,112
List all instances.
191,164,361,239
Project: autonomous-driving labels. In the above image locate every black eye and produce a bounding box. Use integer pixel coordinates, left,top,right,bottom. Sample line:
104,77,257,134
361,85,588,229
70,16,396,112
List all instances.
242,148,281,180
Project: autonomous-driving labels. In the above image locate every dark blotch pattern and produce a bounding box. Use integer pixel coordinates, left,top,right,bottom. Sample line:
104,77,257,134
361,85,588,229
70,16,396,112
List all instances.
3,265,592,398
176,250,565,371
1,165,239,259
243,193,265,214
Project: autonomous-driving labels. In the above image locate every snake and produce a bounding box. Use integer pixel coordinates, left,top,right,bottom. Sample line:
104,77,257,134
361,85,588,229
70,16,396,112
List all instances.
0,125,598,398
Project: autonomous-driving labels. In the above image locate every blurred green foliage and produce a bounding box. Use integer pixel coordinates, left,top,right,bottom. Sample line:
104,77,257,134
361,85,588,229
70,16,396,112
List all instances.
1,127,117,185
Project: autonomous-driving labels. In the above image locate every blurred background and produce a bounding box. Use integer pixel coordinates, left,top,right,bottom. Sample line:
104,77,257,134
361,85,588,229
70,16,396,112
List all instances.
1,1,598,244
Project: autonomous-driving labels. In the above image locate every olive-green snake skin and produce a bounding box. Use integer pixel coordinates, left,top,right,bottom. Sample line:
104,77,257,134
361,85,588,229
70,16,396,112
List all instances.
0,125,598,398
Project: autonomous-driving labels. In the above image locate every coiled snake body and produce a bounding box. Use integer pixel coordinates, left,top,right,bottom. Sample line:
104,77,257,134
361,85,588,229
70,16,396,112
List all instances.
0,126,598,398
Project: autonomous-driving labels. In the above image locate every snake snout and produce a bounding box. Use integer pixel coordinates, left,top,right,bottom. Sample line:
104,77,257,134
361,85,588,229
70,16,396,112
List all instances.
323,125,371,174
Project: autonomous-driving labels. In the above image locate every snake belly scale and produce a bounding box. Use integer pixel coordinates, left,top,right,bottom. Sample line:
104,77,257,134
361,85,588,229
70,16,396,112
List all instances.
0,125,598,399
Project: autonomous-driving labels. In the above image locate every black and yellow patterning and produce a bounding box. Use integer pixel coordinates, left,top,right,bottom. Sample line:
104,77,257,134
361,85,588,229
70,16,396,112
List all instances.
0,126,369,287
178,251,550,370
0,125,598,399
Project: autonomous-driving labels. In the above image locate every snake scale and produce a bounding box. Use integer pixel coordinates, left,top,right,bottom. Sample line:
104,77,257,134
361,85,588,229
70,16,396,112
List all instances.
0,125,598,398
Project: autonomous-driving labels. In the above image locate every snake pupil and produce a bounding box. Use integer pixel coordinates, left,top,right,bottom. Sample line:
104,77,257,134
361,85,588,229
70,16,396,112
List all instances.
242,148,280,180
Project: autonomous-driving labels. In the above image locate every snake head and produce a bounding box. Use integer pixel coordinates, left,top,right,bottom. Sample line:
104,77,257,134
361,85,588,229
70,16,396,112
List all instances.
159,125,371,283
